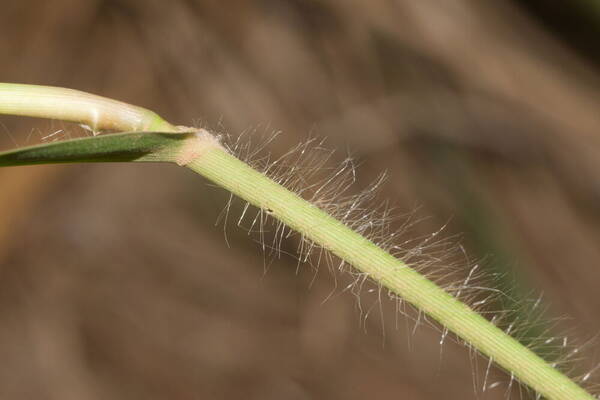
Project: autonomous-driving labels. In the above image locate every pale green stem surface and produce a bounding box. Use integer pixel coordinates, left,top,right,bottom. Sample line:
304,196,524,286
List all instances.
187,146,593,400
0,83,175,132
0,83,594,400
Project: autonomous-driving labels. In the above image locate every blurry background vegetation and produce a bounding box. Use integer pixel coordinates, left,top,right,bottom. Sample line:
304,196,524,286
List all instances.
1,1,600,399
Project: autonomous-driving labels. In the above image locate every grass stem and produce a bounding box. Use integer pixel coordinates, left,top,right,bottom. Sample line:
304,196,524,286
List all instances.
0,83,176,133
187,145,594,400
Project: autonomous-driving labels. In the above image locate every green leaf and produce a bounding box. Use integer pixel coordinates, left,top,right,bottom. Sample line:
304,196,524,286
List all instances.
0,131,191,167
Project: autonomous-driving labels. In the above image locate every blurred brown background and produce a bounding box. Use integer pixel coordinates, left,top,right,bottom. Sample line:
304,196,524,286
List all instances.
1,1,600,399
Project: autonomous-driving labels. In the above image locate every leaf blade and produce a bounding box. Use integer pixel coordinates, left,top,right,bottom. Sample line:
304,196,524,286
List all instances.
0,131,190,167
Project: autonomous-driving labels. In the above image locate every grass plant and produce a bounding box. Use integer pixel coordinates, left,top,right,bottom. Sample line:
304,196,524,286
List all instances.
0,83,595,400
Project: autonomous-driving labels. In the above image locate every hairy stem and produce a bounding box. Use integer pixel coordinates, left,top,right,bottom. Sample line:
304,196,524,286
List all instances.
0,83,594,400
186,145,592,400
